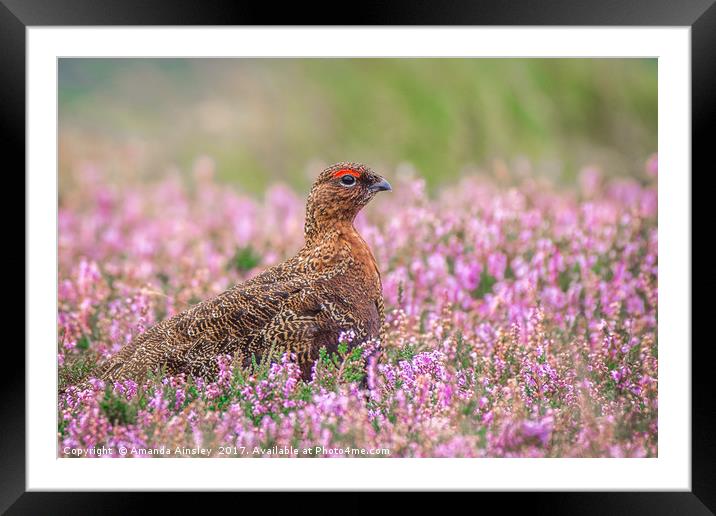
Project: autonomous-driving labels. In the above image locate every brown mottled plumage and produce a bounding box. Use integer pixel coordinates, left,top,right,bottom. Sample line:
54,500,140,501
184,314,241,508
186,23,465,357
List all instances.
97,162,391,383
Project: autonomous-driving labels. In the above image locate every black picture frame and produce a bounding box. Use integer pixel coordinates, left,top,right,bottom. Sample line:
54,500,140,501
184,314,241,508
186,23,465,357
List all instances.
5,0,711,512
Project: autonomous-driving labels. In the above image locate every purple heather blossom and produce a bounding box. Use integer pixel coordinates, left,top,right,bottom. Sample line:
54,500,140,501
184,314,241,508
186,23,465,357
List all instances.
57,160,658,458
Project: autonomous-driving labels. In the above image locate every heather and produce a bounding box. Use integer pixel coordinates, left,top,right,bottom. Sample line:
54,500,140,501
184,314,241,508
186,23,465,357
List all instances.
58,156,658,458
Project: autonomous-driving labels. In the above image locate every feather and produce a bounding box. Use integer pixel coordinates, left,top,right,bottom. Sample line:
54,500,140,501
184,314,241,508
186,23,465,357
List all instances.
97,162,390,383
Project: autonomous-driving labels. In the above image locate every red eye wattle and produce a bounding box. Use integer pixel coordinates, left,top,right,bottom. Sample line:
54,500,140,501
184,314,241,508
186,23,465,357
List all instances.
332,169,361,179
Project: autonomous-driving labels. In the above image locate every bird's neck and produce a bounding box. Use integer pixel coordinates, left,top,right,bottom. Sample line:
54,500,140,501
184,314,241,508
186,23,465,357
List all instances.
302,217,379,282
304,218,356,247
304,200,358,246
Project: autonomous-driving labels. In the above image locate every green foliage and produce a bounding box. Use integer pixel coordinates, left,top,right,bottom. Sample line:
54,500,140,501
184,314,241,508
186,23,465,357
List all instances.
244,343,282,380
592,255,614,281
558,263,581,293
58,351,100,392
397,343,417,363
228,246,262,272
100,387,139,425
313,344,367,390
472,269,498,299
59,58,657,195
76,335,91,351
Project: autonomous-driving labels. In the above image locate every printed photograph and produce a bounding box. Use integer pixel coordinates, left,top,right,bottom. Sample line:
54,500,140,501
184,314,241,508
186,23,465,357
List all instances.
57,58,658,458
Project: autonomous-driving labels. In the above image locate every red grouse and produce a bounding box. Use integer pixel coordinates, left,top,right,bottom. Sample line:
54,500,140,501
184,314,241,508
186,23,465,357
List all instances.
97,162,391,382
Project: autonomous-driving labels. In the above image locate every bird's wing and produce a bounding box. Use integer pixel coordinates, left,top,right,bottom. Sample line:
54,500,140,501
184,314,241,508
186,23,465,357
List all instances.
98,253,356,382
256,280,365,378
98,275,308,382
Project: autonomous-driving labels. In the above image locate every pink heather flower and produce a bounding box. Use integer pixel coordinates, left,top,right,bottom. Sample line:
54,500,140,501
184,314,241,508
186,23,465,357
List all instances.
578,166,602,197
57,161,657,458
205,383,222,400
487,252,507,280
455,257,481,291
175,387,187,410
216,354,234,387
360,339,381,360
123,380,138,399
88,378,105,391
338,330,356,344
521,416,554,447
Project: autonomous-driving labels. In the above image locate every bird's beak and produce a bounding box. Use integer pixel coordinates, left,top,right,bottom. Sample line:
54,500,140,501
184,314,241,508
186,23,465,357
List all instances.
370,178,392,192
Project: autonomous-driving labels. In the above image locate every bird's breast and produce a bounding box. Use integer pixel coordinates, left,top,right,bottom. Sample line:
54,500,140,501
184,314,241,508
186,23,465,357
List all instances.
342,231,381,287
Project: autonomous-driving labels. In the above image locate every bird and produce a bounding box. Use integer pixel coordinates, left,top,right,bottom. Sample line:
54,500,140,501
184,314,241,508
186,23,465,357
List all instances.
96,162,392,383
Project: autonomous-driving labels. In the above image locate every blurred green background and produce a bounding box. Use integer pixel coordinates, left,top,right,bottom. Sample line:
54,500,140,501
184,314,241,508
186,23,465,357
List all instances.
59,58,657,193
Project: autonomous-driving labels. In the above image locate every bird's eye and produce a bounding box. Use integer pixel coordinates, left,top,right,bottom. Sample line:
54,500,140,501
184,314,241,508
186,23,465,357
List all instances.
340,175,357,186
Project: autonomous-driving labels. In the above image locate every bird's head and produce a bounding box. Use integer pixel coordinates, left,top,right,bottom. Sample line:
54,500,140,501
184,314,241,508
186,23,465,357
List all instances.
304,162,391,239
